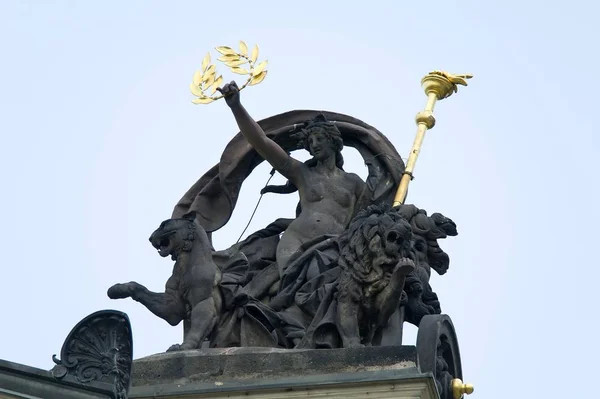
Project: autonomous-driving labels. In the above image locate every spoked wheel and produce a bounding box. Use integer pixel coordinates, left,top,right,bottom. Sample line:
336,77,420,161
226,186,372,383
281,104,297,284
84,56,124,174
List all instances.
416,314,473,399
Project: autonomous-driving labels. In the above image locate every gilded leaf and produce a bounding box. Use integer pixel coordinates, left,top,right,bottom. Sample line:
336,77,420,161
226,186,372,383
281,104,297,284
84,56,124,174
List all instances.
230,66,249,75
209,75,223,95
249,70,268,85
201,53,211,72
205,72,216,87
202,65,216,82
250,44,259,62
189,83,204,97
204,71,216,85
225,59,247,67
192,97,215,104
253,60,268,76
215,46,236,55
239,40,248,56
217,54,240,62
192,70,202,86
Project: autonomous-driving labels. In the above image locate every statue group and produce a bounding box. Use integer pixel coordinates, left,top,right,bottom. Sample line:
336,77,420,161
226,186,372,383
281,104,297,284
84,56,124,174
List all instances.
107,81,459,353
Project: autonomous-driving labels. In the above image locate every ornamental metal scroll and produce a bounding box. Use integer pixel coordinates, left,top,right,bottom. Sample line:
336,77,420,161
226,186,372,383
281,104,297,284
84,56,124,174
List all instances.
51,310,133,399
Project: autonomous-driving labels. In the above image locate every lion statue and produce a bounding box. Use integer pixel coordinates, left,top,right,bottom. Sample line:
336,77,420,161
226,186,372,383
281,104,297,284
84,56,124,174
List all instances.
107,211,222,352
396,205,458,326
334,204,417,347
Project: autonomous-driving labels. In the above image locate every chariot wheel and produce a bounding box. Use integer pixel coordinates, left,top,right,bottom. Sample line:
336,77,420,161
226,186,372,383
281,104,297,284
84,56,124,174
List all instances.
416,314,473,399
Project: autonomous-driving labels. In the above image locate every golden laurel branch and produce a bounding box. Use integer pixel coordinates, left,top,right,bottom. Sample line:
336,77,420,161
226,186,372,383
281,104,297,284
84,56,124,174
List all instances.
190,41,268,104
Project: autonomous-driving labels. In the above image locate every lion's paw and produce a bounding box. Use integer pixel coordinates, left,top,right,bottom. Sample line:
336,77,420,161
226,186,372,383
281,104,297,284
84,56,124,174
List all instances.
344,339,365,349
347,343,365,348
107,283,132,299
166,344,181,352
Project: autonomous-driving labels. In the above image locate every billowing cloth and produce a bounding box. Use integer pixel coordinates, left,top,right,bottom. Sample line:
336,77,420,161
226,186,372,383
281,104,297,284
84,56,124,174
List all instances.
211,231,346,349
208,219,292,348
172,110,405,232
207,220,345,348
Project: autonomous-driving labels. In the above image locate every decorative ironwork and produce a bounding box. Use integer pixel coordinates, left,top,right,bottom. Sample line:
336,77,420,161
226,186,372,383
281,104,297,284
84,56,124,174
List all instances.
416,314,473,399
51,310,133,399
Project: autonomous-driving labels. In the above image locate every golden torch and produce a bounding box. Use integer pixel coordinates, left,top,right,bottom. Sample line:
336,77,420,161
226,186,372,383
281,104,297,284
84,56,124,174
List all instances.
392,71,473,207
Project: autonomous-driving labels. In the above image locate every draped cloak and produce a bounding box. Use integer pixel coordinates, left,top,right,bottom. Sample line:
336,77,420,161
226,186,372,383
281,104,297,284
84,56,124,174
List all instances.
172,110,406,232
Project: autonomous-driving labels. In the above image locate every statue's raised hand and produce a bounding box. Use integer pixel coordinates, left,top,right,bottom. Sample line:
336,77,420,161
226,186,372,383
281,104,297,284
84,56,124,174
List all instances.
217,81,240,108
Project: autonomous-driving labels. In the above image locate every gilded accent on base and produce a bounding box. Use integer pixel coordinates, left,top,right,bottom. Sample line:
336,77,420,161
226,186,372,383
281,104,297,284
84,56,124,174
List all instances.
451,378,474,399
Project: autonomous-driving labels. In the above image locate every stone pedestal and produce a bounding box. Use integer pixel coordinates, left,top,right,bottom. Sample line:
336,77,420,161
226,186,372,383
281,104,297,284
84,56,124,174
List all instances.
129,346,439,399
0,313,468,399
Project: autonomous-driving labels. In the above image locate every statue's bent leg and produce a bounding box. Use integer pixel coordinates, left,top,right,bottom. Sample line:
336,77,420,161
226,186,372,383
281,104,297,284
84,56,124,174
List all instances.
276,232,303,277
376,263,414,327
336,274,363,348
337,299,363,347
372,307,404,347
174,297,218,351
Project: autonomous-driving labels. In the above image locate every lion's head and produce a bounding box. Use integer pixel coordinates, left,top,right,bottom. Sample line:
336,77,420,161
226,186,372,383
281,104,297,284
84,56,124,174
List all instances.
396,205,457,276
396,204,458,325
149,211,200,260
338,203,415,281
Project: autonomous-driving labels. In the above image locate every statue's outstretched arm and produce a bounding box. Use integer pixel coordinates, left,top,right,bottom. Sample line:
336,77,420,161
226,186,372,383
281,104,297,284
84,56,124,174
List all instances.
219,81,302,182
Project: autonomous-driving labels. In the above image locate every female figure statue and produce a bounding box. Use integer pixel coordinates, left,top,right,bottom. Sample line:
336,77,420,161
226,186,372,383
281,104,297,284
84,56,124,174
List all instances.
218,82,366,276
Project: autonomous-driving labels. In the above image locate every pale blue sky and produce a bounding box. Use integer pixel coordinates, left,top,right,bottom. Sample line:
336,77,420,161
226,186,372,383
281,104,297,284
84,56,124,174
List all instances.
1,1,598,397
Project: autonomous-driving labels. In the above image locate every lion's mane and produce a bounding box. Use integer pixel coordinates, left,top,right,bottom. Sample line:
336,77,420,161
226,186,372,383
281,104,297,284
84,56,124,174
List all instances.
336,203,411,303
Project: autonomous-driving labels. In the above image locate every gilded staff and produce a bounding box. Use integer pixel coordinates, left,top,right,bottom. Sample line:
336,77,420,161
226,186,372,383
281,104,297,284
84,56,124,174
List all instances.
392,71,473,207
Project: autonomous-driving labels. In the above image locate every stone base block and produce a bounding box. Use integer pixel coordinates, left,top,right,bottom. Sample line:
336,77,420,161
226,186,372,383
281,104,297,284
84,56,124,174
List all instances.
130,346,438,399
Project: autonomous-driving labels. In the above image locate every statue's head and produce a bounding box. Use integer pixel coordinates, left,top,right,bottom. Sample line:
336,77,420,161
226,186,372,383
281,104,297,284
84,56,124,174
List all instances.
149,211,200,260
292,114,344,167
396,205,458,276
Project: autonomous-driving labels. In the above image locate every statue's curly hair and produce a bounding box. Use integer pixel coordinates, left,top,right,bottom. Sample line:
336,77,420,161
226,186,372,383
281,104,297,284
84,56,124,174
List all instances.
290,114,345,169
